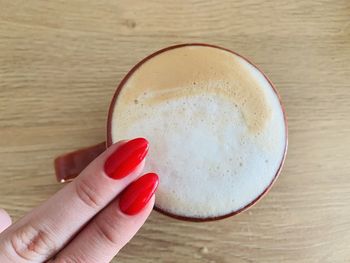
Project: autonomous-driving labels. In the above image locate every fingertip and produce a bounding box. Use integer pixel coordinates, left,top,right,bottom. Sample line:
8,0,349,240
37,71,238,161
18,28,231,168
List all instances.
141,194,156,217
147,195,156,216
104,138,149,180
119,173,158,216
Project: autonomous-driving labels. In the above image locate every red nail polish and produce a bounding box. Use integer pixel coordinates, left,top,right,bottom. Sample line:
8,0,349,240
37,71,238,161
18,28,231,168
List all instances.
104,138,149,179
119,173,159,215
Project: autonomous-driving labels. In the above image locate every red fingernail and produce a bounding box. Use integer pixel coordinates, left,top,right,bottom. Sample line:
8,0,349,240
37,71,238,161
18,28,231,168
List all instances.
104,138,149,179
119,173,159,215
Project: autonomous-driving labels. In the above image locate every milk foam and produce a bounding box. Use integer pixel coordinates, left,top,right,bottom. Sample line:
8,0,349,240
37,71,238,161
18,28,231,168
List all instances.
111,45,286,218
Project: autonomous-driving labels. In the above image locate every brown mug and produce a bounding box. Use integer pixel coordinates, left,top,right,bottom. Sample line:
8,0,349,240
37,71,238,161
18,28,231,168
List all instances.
55,43,288,221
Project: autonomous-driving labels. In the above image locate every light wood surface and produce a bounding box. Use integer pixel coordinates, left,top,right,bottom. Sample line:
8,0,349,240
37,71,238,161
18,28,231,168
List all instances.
1,0,350,262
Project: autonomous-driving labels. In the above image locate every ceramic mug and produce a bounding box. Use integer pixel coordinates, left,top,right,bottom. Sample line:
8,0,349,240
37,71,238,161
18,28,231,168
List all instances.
55,43,288,221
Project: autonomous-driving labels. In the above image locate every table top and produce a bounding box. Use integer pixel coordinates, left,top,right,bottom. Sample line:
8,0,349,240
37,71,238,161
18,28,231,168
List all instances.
1,1,349,262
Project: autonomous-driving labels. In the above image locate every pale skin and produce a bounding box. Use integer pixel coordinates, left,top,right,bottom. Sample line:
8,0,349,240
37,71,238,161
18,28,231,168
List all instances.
0,141,155,262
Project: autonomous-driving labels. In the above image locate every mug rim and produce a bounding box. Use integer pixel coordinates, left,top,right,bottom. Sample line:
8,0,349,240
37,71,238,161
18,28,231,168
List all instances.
106,43,288,222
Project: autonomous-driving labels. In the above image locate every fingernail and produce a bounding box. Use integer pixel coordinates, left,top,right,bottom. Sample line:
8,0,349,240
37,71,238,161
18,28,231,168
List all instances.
104,138,149,179
119,173,159,215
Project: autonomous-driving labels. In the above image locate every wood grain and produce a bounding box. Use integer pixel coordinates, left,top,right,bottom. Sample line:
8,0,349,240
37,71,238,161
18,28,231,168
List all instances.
1,0,350,262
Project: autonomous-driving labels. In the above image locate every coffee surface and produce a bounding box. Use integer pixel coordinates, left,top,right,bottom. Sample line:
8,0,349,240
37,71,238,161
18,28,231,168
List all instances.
111,45,286,218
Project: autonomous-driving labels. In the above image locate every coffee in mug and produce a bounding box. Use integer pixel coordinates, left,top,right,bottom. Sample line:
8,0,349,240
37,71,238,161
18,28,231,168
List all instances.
108,44,287,220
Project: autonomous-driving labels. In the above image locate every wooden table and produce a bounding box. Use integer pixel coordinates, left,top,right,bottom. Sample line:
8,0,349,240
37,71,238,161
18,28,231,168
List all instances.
1,1,349,262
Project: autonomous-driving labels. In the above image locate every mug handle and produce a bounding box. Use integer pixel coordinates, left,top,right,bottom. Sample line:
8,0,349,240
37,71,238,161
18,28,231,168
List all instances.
54,142,106,183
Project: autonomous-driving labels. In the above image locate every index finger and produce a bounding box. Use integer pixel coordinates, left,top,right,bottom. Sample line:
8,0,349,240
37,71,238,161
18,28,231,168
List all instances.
0,138,149,263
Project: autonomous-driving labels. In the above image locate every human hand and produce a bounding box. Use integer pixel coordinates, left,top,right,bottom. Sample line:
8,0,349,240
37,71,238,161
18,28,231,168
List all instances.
0,138,158,262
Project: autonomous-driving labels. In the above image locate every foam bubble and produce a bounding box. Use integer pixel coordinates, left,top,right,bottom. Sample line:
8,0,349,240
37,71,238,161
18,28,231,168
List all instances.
111,46,286,218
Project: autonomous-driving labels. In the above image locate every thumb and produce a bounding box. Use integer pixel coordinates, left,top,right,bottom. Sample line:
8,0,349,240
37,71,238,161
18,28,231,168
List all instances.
0,208,12,233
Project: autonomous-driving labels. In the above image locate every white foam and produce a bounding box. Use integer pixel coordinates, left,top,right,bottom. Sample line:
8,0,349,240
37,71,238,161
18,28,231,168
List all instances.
111,46,286,218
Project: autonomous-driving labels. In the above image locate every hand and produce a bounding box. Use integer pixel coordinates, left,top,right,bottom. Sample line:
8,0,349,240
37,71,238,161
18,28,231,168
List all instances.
0,138,158,262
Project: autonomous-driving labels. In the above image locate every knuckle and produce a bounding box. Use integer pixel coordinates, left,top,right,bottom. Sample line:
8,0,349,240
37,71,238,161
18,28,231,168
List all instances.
53,255,85,263
93,216,120,246
75,178,104,209
9,224,56,261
